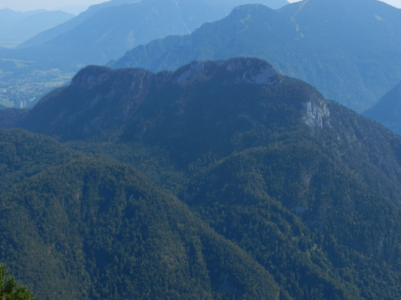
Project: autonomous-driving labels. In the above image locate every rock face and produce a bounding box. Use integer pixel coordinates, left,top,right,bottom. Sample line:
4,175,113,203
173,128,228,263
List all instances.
363,81,401,135
302,99,330,129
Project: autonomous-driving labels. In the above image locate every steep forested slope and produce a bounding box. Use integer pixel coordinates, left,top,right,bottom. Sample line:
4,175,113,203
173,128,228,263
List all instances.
0,108,27,129
18,58,401,203
0,129,286,300
2,57,401,299
111,0,401,112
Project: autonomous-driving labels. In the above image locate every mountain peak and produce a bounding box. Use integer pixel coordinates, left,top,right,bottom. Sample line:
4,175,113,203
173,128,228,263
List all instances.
71,65,153,91
174,58,280,86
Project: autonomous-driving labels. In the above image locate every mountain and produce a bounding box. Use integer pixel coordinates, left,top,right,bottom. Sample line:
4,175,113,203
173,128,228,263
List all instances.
0,128,286,300
0,0,290,110
0,0,222,109
17,0,289,51
15,1,141,49
9,0,225,69
203,0,288,10
110,0,401,112
3,57,401,299
363,81,401,135
9,0,291,69
0,8,74,48
0,8,47,25
57,5,90,16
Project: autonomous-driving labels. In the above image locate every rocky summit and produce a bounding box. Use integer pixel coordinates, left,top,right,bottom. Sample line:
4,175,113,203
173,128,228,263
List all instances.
19,58,327,142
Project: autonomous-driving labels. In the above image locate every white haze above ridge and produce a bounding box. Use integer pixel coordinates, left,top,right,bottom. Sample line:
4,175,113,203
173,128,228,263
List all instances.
288,0,401,8
0,0,400,13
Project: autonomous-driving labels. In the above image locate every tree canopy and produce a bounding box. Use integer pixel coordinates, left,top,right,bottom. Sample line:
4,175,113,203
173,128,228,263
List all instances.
0,265,34,300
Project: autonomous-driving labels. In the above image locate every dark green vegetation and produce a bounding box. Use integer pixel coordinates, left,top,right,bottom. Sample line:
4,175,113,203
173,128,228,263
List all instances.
110,0,401,112
0,8,73,48
363,81,401,135
0,108,27,128
3,58,401,299
0,129,284,300
0,265,34,300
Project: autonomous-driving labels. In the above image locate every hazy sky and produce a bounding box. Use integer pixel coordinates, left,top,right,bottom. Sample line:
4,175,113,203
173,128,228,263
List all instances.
0,0,105,11
0,0,400,11
289,0,401,7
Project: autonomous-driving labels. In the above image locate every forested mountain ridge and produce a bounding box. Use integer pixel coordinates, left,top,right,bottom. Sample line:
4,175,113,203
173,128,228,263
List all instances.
4,57,401,298
11,57,401,206
110,0,401,112
0,128,287,300
363,81,401,135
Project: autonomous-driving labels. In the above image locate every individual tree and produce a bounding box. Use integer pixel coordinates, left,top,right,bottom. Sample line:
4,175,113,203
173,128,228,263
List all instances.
0,265,34,300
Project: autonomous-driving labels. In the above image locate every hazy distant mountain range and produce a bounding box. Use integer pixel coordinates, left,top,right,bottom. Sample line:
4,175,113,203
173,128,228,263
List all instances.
56,5,90,16
110,0,401,112
17,0,288,50
1,0,400,112
3,57,401,299
363,81,401,134
1,0,288,70
0,0,291,109
0,8,74,48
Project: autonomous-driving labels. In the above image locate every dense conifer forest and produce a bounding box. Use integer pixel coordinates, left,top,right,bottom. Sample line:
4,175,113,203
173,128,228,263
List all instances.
2,58,401,299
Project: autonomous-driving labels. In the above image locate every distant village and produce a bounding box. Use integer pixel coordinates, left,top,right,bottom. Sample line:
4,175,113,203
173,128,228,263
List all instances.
0,69,73,108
